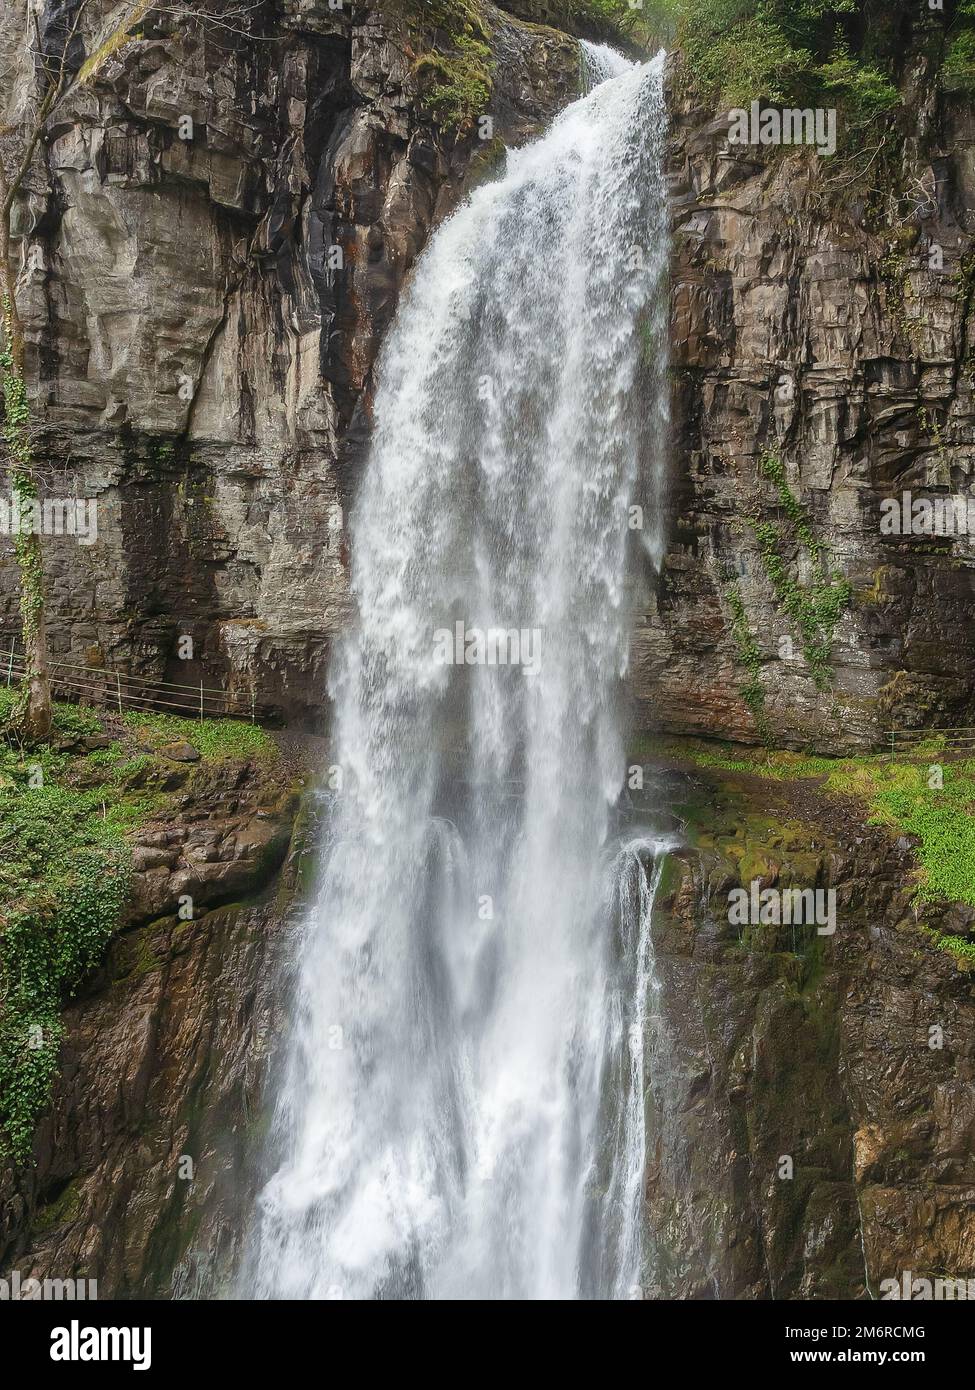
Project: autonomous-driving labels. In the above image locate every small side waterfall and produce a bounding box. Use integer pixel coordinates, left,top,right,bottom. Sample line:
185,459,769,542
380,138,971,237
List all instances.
246,45,671,1301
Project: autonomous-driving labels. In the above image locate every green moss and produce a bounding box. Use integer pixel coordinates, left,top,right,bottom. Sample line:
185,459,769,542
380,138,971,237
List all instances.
115,923,165,980
122,710,276,764
32,1177,84,1233
76,0,151,83
393,0,496,127
416,37,494,125
669,740,975,914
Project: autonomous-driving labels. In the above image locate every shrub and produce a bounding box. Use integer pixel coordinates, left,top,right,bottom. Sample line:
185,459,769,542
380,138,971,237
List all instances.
672,0,898,126
0,763,133,1159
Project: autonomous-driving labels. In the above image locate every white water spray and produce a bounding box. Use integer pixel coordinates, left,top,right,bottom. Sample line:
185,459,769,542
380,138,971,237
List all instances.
247,45,671,1301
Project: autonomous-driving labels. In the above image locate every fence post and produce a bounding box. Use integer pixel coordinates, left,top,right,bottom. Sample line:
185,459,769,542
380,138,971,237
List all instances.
5,648,12,687
116,672,123,715
199,680,204,724
250,689,255,724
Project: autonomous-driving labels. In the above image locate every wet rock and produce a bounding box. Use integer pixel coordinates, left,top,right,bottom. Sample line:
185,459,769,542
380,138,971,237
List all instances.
0,750,308,1294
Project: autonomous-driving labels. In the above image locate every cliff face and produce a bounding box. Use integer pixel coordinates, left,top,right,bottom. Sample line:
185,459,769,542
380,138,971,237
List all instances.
0,722,307,1296
633,8,975,751
644,757,975,1299
3,0,975,1301
1,0,578,725
7,3,973,750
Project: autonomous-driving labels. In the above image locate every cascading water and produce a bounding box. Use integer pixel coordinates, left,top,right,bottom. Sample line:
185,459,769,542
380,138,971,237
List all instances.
246,44,671,1301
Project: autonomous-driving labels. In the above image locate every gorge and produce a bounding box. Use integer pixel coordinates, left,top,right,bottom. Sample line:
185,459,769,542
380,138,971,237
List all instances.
1,0,975,1305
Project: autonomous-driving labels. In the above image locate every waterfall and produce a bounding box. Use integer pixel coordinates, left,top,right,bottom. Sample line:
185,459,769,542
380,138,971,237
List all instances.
246,45,671,1301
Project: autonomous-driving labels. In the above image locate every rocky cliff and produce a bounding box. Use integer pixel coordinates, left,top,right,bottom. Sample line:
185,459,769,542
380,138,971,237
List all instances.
633,2,975,752
5,2,974,750
0,712,307,1295
640,750,975,1299
0,0,578,726
2,0,975,1301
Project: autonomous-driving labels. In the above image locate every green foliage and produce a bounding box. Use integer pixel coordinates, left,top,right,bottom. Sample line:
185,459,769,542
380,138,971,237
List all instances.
724,579,771,741
935,933,975,964
672,0,898,127
945,1,975,85
814,48,898,119
122,710,276,763
869,762,975,908
675,2,813,107
2,298,47,724
679,743,975,917
0,745,133,1159
50,701,104,738
751,451,851,690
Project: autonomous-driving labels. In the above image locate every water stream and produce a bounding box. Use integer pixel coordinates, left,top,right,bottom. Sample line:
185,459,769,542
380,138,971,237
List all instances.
246,43,671,1301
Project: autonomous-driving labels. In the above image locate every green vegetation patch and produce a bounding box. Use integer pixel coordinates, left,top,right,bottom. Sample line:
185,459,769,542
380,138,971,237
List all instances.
392,0,638,125
122,710,276,763
724,579,771,740
0,694,276,1159
394,0,496,127
668,740,975,915
667,0,898,131
0,706,138,1160
750,450,851,691
945,1,975,87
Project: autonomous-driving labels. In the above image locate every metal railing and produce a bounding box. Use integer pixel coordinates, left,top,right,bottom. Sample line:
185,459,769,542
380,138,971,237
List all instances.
0,645,276,724
888,725,975,755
